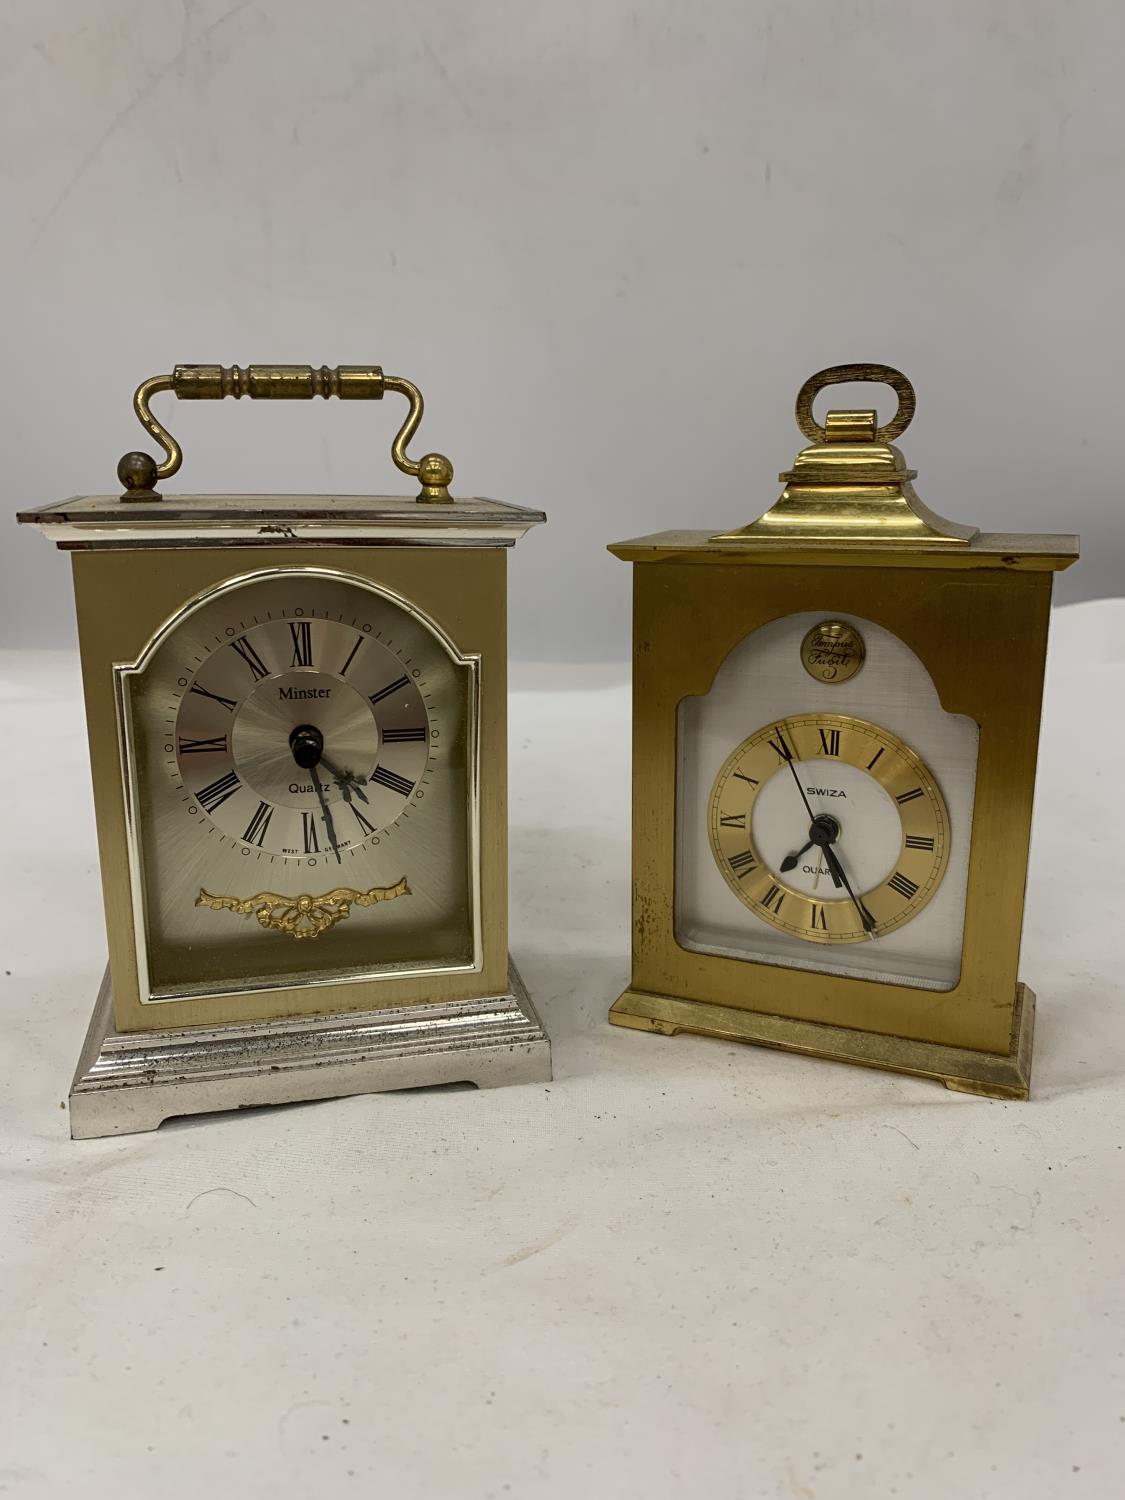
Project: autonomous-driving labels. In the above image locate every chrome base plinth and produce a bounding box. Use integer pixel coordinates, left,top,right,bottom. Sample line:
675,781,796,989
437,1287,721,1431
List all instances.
69,961,551,1139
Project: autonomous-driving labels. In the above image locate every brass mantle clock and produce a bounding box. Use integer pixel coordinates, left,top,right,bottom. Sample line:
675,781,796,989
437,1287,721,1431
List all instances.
609,363,1078,1100
19,362,551,1137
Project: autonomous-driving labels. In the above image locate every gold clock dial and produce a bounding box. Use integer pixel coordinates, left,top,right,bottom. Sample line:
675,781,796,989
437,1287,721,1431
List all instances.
708,714,950,944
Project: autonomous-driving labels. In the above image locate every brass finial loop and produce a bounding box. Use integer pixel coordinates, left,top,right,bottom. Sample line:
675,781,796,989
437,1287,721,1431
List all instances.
710,361,977,546
117,364,454,503
795,364,916,445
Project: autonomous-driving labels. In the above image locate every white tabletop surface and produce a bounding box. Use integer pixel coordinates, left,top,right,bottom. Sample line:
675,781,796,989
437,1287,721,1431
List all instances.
1,600,1122,1500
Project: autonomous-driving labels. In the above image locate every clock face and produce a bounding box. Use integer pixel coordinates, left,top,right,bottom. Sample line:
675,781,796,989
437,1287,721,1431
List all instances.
120,567,479,1002
174,618,431,861
708,714,950,944
676,611,979,991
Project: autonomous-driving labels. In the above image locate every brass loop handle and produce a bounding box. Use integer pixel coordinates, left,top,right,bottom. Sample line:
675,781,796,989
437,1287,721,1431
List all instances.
117,364,454,503
794,363,916,445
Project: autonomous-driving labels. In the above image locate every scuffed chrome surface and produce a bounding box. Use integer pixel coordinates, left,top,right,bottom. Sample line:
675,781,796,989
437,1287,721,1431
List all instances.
70,961,551,1138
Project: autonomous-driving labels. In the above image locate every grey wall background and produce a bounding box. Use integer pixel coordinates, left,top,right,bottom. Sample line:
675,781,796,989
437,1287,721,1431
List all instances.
3,0,1121,661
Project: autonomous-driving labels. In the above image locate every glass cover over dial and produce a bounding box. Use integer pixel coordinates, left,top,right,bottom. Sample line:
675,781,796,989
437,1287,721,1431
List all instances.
676,610,978,991
121,567,478,1001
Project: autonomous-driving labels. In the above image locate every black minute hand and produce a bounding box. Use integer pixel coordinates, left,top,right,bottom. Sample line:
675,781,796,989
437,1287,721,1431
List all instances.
312,775,342,865
778,729,818,825
823,843,876,938
290,724,341,864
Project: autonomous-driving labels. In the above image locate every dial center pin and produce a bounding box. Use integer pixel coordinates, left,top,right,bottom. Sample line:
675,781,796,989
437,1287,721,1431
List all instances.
289,723,324,769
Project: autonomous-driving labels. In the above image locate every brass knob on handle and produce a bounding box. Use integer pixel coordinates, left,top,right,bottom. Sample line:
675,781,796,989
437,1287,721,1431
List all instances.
117,364,454,504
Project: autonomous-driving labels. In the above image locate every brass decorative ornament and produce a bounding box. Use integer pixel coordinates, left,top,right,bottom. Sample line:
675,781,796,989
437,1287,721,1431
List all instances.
609,363,1079,1100
196,878,411,941
19,362,551,1136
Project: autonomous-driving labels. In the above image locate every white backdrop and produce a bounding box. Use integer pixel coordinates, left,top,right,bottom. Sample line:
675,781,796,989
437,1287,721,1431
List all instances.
2,0,1122,659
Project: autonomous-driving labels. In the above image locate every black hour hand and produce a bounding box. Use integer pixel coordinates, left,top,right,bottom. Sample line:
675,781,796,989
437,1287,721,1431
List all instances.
780,839,814,873
320,751,369,805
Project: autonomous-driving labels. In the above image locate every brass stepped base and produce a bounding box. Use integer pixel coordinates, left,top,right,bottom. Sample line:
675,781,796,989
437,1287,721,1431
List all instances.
609,982,1034,1101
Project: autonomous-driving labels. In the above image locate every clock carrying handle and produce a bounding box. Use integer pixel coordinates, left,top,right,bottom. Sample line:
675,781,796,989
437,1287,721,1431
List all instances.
117,365,454,503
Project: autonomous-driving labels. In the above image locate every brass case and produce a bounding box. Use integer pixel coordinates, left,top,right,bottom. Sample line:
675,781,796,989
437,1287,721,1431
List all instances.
609,366,1078,1099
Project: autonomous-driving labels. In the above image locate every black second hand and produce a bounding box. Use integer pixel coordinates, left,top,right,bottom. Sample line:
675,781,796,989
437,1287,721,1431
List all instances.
779,728,818,824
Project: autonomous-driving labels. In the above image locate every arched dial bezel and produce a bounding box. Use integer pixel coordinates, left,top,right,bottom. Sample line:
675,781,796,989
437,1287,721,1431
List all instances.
113,563,482,1006
707,713,951,944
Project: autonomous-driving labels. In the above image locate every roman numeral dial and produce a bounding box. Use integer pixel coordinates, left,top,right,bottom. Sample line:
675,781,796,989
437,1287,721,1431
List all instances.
289,620,314,668
708,713,950,944
243,801,274,847
197,770,240,812
231,635,269,681
173,605,433,860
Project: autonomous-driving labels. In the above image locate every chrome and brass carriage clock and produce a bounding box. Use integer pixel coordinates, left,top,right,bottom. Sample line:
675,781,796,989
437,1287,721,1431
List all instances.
20,362,551,1137
609,364,1078,1099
